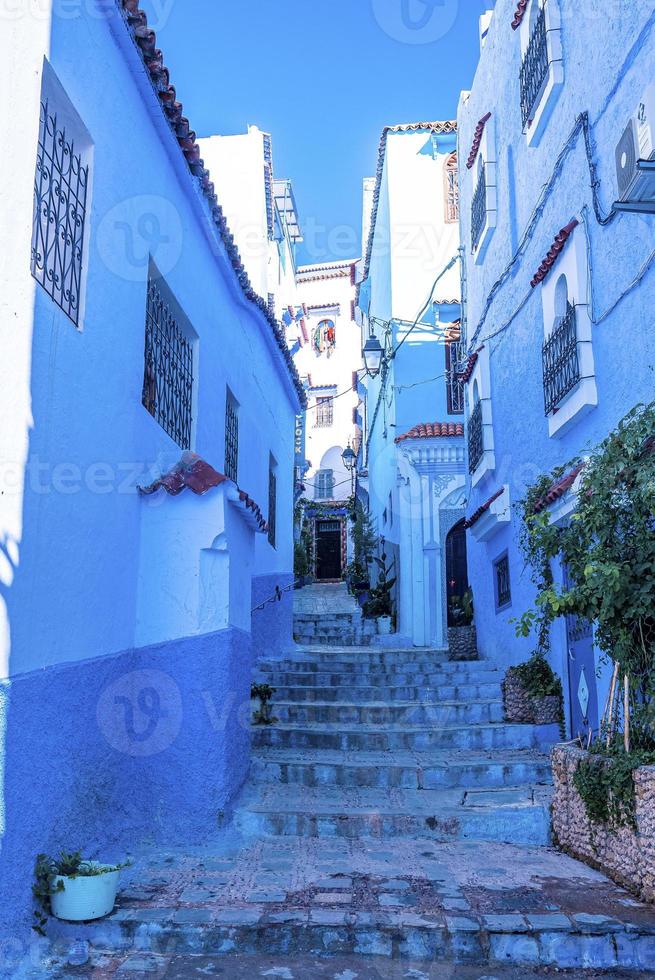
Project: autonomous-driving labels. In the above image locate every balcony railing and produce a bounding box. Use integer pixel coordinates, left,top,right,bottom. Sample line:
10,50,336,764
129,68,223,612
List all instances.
471,164,487,252
520,4,549,129
468,400,484,474
542,302,580,415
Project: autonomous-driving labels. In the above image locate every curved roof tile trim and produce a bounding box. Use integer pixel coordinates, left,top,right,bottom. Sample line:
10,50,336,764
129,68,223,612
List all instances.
138,452,268,531
118,0,306,408
512,0,529,30
459,346,485,384
361,121,457,286
533,463,585,514
466,113,492,170
395,421,464,443
464,487,505,529
530,220,579,288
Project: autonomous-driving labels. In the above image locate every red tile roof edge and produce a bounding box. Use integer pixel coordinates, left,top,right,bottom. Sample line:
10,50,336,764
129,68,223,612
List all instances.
138,452,268,531
459,346,484,384
360,121,457,288
395,421,464,444
464,487,505,530
117,1,306,409
466,112,492,170
533,463,585,514
530,220,579,288
511,0,529,30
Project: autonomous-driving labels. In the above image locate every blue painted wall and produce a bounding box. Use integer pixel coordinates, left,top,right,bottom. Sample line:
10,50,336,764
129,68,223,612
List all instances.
251,572,296,661
458,1,655,728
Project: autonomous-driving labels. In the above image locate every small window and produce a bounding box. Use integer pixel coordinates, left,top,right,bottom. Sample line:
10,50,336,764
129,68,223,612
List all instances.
31,70,91,328
268,457,277,548
315,396,334,428
493,552,512,611
142,270,195,448
315,469,334,501
445,338,465,414
224,389,239,483
444,152,459,223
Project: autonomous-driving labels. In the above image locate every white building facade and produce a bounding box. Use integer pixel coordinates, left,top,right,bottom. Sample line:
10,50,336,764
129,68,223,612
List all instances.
0,0,303,939
357,122,464,648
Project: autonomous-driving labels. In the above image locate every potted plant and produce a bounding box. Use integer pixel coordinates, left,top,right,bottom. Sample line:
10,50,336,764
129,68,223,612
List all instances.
447,589,478,660
33,851,130,932
251,683,277,725
293,538,311,588
363,549,396,634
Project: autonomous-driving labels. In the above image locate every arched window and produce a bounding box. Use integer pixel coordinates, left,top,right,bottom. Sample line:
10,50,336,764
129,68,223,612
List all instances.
444,152,459,223
313,319,336,356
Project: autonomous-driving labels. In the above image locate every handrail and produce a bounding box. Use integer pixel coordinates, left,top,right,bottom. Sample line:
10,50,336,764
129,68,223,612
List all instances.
251,581,298,614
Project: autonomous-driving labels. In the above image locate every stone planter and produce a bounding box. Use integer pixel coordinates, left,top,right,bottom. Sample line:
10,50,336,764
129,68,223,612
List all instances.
447,625,478,661
551,744,655,903
503,669,561,725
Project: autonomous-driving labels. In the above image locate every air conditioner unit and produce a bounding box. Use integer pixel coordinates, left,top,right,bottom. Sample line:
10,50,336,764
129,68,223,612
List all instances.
615,84,655,206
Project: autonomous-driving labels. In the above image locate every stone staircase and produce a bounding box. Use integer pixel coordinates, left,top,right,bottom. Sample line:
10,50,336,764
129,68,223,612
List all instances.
50,586,655,972
293,582,377,646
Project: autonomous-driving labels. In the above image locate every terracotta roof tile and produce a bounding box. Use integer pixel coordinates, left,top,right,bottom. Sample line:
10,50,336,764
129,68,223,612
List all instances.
138,452,268,531
533,464,585,514
511,0,529,30
464,487,504,529
530,220,579,288
459,346,484,384
395,421,464,443
116,1,306,408
466,113,492,170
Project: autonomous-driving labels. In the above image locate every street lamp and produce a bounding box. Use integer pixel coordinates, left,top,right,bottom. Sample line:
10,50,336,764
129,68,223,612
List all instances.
341,444,356,471
362,333,384,378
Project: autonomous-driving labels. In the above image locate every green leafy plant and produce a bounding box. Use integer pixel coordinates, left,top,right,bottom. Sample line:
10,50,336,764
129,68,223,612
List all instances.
33,851,130,935
294,538,311,579
347,500,376,587
512,653,563,700
363,549,396,620
573,740,655,830
251,682,277,726
450,588,474,627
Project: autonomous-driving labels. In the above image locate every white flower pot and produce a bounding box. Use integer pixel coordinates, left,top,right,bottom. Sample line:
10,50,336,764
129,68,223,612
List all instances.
50,867,120,922
378,616,392,635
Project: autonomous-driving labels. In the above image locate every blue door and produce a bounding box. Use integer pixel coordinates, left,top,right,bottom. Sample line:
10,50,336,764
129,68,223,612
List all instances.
564,565,599,739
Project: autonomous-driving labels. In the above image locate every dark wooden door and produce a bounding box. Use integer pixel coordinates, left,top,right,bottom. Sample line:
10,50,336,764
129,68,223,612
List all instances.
446,520,469,626
316,520,342,580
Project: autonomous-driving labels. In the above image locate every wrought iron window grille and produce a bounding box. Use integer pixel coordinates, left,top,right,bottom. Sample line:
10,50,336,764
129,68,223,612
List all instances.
520,3,550,130
31,99,89,327
446,340,465,415
268,467,277,548
494,552,512,610
142,275,194,448
468,400,484,475
444,153,459,224
224,394,239,483
315,396,334,428
542,301,580,415
471,163,487,252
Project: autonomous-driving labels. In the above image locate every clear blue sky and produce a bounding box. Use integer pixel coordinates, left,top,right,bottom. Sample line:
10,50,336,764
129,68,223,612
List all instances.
140,0,493,264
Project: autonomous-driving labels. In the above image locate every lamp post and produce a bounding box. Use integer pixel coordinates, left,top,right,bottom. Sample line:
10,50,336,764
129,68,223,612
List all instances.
362,333,384,378
342,443,356,495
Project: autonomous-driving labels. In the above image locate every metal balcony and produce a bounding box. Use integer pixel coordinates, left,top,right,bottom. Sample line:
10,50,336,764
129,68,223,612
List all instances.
520,4,549,129
542,302,580,415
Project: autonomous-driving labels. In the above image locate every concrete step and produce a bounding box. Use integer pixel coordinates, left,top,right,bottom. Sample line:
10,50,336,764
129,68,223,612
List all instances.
252,721,561,753
259,681,504,703
255,668,505,687
250,747,554,790
234,784,553,845
272,698,505,726
294,633,374,647
264,648,451,665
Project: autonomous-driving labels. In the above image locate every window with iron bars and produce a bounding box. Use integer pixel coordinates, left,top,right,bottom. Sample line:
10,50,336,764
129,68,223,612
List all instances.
31,99,89,327
315,469,334,501
445,340,465,414
224,390,239,483
142,273,194,448
471,163,487,252
315,396,334,428
493,552,512,610
268,464,277,548
263,134,275,240
542,302,580,415
468,400,484,474
444,152,459,224
520,3,549,129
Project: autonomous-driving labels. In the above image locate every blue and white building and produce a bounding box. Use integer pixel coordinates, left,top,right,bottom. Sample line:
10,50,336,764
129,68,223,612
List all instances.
458,1,655,738
0,0,303,937
357,122,465,648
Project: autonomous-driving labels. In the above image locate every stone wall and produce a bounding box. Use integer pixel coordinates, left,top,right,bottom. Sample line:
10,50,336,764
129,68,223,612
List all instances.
447,625,478,661
503,669,561,725
551,744,655,904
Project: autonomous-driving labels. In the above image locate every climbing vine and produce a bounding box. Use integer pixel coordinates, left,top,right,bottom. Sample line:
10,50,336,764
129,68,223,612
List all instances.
515,404,655,823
